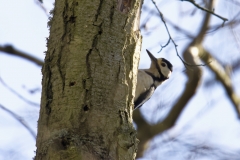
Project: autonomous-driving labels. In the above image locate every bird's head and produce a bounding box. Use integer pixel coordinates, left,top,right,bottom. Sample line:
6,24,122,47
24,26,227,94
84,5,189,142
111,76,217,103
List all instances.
146,49,173,80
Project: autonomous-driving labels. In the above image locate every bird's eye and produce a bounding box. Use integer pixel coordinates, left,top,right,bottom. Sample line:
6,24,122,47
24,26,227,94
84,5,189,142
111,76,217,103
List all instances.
161,63,166,67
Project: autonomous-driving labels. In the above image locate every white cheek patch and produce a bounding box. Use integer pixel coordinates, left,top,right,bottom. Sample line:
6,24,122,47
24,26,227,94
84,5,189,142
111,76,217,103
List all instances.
167,71,171,78
161,67,172,78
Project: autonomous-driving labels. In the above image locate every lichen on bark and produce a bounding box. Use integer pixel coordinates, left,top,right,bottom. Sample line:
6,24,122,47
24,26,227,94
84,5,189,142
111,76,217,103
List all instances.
35,0,142,159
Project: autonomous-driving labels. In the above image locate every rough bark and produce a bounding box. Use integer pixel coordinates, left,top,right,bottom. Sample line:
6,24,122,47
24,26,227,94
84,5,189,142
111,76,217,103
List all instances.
35,0,142,159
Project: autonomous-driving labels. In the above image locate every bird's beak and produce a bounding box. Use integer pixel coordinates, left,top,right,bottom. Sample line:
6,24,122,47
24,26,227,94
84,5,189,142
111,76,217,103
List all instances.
146,49,157,63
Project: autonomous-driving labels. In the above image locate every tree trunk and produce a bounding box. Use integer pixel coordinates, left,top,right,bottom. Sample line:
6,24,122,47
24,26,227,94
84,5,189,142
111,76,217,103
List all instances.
35,0,142,159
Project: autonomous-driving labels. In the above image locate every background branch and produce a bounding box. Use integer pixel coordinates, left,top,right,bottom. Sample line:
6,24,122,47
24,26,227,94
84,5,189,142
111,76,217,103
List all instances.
0,77,40,107
151,0,210,67
133,109,152,158
0,104,36,139
34,0,49,16
182,0,228,23
0,45,44,66
200,47,240,116
134,1,214,157
151,0,191,66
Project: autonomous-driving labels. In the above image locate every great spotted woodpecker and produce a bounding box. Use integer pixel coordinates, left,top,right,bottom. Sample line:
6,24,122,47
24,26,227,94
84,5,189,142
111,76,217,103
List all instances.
134,49,173,110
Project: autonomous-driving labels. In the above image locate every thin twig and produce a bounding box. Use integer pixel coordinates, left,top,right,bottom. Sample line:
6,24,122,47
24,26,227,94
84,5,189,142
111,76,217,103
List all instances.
149,0,214,137
35,0,49,16
0,77,40,107
158,38,170,53
151,0,208,67
141,5,240,39
0,104,36,139
165,15,240,42
182,0,228,25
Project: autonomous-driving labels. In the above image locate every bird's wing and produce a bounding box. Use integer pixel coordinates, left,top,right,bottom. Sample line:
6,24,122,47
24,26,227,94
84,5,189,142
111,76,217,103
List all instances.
134,85,155,110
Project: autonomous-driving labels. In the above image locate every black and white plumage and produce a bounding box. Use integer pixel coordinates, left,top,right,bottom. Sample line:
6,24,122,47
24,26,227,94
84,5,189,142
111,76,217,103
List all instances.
134,49,173,110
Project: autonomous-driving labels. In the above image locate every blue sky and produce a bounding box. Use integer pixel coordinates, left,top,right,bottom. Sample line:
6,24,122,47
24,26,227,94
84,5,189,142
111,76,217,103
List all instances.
0,0,240,159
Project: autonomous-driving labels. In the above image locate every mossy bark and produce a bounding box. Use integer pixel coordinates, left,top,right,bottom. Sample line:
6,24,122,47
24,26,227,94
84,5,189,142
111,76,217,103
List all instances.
35,0,142,159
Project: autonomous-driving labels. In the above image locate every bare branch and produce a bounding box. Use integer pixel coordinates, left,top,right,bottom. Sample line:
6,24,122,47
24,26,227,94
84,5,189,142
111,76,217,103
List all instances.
141,5,240,39
151,0,208,67
182,0,228,24
134,2,215,157
151,0,214,134
0,45,44,66
0,104,36,139
158,38,170,53
0,77,40,107
151,44,203,133
34,0,49,16
200,47,240,116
